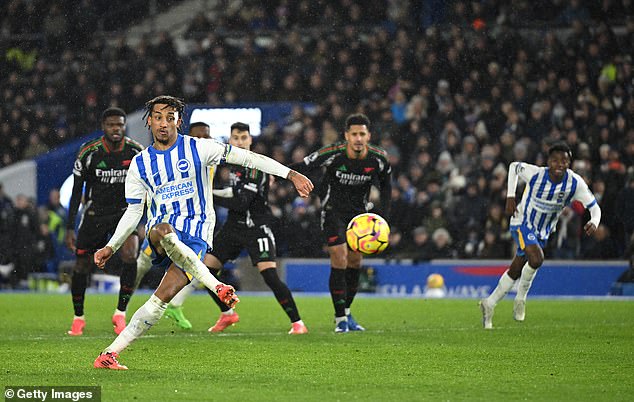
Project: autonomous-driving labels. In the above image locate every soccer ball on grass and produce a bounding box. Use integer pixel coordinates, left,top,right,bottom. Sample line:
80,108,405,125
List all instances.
346,213,390,255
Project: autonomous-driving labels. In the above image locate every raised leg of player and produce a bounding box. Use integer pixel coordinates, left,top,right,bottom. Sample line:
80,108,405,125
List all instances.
158,232,237,306
134,249,153,289
203,255,239,332
170,279,197,307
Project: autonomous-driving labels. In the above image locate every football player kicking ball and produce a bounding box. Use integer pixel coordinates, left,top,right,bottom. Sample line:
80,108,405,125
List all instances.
92,96,313,370
134,123,308,335
479,142,601,329
294,114,392,333
131,121,210,329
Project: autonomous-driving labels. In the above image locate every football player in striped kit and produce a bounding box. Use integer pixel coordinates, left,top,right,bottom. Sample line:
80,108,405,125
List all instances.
92,96,313,369
480,142,601,329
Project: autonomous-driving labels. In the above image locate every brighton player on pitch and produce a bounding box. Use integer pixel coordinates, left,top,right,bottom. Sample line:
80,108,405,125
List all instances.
92,96,313,369
479,142,601,329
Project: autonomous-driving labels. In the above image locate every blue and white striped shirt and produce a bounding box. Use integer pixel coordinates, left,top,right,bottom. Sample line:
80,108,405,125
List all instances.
105,134,291,253
125,135,225,241
508,162,597,240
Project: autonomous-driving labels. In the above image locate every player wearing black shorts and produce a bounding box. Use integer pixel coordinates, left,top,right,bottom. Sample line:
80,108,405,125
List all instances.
65,107,143,336
205,122,307,334
294,113,392,333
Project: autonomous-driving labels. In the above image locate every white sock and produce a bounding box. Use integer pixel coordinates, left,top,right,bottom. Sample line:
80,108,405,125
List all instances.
113,309,126,317
105,294,167,354
160,233,222,294
486,271,516,306
293,319,304,325
221,309,235,315
345,308,351,316
134,251,153,289
74,315,85,320
335,316,347,324
170,279,197,308
515,263,537,302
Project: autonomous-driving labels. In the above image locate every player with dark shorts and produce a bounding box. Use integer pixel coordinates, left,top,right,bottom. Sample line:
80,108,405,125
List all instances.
65,107,143,336
294,113,392,333
205,122,307,334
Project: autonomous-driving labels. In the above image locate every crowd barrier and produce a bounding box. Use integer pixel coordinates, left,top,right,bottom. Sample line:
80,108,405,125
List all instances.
283,259,629,297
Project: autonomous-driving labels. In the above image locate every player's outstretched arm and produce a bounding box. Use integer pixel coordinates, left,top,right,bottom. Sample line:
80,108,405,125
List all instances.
288,170,313,198
583,222,597,236
94,202,144,269
505,197,517,216
222,145,314,197
584,202,601,236
94,246,114,269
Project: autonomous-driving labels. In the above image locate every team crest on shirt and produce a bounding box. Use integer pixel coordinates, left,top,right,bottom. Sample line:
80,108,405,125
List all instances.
557,192,566,202
527,233,536,241
177,159,190,173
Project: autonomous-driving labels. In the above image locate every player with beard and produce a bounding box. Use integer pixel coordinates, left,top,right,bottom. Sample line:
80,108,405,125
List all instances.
92,96,312,369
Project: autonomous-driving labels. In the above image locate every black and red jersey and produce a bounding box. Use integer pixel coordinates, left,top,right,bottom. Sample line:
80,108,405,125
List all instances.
214,166,273,228
295,142,392,216
67,136,143,228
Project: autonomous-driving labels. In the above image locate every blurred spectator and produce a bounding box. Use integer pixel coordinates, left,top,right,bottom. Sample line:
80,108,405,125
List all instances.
12,195,40,288
477,229,508,259
283,197,324,258
1,0,633,261
401,226,434,262
423,201,448,236
428,227,456,259
0,184,14,267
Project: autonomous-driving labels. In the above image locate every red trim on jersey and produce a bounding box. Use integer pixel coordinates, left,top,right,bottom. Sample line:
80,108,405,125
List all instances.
101,136,125,153
78,138,101,158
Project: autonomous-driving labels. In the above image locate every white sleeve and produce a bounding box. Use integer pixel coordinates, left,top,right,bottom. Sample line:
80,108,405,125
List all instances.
587,203,601,228
105,202,144,253
224,145,291,179
106,163,147,253
124,159,147,204
507,162,540,197
212,188,233,198
196,138,291,178
571,175,601,227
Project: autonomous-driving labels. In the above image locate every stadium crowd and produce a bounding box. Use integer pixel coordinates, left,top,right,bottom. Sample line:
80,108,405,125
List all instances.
1,0,634,287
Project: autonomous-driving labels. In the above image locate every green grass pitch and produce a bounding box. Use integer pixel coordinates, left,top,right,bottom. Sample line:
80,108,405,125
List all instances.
1,293,633,401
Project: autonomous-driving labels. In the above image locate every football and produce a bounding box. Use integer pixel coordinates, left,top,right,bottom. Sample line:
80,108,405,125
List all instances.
346,213,390,255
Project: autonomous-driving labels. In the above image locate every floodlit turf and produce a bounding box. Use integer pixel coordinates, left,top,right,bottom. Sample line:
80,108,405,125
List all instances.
1,293,633,401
